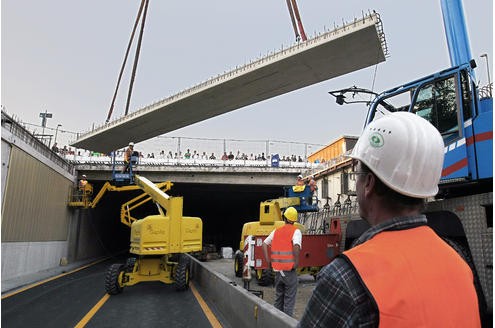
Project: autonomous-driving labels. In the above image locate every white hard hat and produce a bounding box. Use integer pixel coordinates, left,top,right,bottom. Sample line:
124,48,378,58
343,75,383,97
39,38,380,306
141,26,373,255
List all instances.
82,174,87,178
129,142,134,146
350,111,444,198
297,175,303,179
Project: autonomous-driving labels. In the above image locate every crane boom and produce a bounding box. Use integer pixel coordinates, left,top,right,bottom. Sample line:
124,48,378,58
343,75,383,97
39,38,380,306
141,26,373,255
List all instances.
440,0,473,67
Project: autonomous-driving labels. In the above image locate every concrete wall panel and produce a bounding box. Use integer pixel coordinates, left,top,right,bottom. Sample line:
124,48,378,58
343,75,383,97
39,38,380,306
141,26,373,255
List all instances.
1,241,68,281
2,147,73,241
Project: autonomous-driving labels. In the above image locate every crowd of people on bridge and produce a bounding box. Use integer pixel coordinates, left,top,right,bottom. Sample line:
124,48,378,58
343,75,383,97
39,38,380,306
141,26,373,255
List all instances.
55,144,308,164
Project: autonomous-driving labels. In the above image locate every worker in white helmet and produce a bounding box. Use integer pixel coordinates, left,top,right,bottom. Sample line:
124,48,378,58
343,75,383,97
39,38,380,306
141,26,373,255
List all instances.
122,142,135,173
78,174,88,190
299,112,481,327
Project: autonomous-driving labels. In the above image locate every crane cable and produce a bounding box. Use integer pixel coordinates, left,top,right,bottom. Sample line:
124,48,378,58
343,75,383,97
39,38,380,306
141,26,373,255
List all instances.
285,0,300,41
106,0,150,123
125,0,149,116
286,0,307,42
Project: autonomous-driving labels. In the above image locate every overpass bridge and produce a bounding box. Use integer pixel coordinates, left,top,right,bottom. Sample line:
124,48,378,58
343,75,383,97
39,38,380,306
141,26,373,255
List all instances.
70,156,314,186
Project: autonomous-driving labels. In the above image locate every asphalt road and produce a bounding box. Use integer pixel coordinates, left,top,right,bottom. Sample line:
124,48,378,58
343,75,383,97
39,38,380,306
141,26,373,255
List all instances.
1,258,222,328
1,256,317,327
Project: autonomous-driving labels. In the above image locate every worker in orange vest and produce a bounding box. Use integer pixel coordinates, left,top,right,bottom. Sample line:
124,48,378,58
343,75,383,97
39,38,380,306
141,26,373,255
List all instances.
262,206,301,317
78,174,88,190
299,112,481,327
122,142,134,173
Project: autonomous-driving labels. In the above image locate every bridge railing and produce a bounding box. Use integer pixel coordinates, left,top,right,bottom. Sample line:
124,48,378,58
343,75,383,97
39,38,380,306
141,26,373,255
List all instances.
64,154,322,169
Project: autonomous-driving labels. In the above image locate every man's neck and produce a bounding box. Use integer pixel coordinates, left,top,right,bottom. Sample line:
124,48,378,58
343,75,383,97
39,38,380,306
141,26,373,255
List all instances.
366,205,421,226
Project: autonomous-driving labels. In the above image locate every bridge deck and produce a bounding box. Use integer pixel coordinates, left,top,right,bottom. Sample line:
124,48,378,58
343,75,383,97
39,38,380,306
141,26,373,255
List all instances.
72,13,387,153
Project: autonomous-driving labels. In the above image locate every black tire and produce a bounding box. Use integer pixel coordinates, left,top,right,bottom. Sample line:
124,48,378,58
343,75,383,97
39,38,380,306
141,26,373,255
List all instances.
125,257,137,273
174,255,190,291
105,263,125,295
234,252,244,277
256,269,273,286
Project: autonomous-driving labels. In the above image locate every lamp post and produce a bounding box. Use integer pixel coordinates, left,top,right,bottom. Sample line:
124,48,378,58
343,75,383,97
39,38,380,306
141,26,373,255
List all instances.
480,54,491,90
54,124,62,145
39,110,52,145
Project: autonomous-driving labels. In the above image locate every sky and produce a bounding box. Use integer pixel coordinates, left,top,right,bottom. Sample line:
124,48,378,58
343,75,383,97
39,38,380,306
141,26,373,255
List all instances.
2,0,493,156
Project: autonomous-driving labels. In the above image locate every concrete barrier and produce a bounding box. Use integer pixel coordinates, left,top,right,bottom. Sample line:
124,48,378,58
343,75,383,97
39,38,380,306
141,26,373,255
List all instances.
190,256,298,328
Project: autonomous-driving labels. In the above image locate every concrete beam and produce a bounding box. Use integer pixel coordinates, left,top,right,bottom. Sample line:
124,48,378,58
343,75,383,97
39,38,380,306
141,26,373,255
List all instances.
74,164,302,186
72,13,387,153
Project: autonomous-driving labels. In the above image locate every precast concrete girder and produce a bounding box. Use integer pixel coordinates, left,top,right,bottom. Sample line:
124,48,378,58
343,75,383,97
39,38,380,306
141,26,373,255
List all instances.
72,13,388,153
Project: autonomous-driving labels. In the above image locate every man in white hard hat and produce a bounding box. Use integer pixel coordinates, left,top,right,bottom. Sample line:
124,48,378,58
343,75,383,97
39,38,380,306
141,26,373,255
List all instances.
296,174,305,186
299,112,481,327
78,174,88,190
262,207,301,317
122,142,135,173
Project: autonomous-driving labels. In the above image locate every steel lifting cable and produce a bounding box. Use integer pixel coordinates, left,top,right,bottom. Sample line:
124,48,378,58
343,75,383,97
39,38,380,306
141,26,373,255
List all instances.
125,0,150,116
106,0,148,123
285,0,300,41
290,0,307,41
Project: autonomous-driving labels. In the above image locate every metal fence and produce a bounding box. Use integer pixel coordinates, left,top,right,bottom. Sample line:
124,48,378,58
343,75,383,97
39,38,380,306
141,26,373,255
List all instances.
2,111,74,174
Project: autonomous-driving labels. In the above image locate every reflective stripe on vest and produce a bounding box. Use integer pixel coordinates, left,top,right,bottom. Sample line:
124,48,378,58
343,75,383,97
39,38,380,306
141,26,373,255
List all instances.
271,224,297,271
344,226,480,328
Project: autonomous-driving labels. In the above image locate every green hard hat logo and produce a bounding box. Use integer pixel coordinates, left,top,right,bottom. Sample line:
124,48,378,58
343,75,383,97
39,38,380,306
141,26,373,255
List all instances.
369,132,384,147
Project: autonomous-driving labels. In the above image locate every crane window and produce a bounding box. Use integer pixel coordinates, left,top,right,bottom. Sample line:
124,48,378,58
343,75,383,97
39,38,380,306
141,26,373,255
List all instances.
413,75,459,142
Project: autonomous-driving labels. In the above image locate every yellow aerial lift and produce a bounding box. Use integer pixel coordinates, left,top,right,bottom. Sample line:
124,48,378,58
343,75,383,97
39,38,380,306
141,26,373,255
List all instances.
68,168,202,293
104,174,202,294
234,185,341,286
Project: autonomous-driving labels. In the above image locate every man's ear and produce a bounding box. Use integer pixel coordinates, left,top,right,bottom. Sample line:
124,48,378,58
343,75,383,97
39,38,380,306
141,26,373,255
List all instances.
363,173,375,199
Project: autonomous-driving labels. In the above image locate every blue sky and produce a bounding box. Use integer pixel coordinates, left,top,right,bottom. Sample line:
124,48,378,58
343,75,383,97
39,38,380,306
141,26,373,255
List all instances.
2,0,492,155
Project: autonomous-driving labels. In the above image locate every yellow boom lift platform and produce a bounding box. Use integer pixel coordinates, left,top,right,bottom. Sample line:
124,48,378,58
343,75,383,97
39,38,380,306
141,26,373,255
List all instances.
68,174,202,293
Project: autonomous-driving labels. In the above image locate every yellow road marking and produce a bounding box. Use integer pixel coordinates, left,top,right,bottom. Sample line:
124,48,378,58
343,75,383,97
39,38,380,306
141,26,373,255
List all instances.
1,258,109,299
74,293,110,328
190,282,223,328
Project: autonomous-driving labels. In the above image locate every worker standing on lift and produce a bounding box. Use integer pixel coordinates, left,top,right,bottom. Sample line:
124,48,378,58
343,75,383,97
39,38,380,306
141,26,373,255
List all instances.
122,142,135,173
262,207,301,317
79,175,88,190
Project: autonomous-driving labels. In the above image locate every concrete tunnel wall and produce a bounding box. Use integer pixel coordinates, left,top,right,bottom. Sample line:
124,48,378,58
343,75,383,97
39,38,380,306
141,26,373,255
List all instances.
190,255,298,328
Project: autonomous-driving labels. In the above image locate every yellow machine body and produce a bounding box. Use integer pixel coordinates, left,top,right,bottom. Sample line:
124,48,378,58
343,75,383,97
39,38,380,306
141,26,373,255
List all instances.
120,255,180,286
130,214,202,255
239,197,304,250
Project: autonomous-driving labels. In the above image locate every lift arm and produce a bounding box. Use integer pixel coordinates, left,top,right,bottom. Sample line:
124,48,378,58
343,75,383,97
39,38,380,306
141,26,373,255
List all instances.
89,181,144,208
132,175,186,229
120,181,173,227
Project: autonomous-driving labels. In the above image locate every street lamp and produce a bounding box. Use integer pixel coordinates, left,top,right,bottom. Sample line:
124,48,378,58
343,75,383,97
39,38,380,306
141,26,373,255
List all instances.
480,54,491,88
39,110,52,140
54,124,62,146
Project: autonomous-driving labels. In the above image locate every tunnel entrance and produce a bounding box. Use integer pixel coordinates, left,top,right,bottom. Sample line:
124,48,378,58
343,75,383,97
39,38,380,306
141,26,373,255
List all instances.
88,181,285,255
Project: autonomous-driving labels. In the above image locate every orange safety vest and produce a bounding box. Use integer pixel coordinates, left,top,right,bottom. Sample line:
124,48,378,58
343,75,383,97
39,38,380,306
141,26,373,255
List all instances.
344,226,480,328
124,148,132,162
271,224,298,271
79,179,87,189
